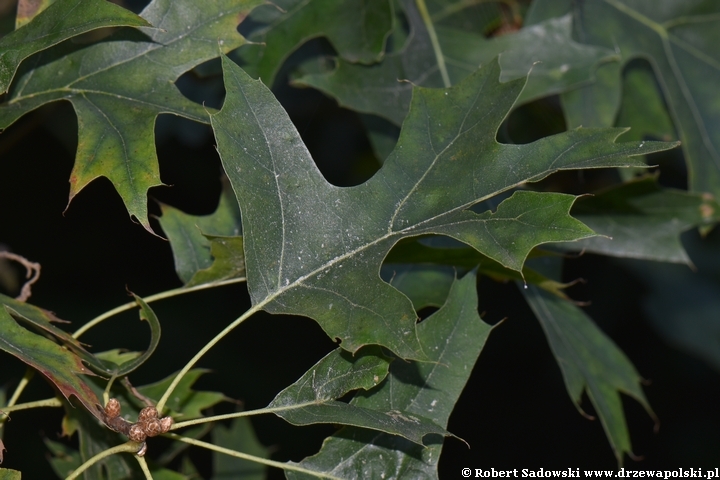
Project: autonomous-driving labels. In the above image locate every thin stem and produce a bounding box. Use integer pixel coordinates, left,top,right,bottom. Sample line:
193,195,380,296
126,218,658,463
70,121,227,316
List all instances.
171,403,315,430
155,305,259,414
65,442,142,480
1,397,62,415
135,455,154,480
165,433,341,479
6,368,34,408
415,0,451,87
72,277,245,339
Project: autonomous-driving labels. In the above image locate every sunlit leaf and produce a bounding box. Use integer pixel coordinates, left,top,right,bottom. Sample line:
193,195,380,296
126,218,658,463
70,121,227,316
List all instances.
0,468,20,480
287,270,491,479
0,0,263,231
212,53,674,359
268,347,449,444
0,0,149,93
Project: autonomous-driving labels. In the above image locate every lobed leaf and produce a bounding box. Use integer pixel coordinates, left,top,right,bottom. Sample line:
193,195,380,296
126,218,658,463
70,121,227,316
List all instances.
559,0,720,199
0,0,263,231
267,347,451,444
296,1,615,124
212,52,676,359
158,179,243,285
251,0,393,86
0,0,150,93
0,306,103,422
521,258,655,466
287,270,491,479
555,175,720,264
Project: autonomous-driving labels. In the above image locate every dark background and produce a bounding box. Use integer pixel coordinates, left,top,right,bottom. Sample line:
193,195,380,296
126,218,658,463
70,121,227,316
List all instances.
1,8,720,478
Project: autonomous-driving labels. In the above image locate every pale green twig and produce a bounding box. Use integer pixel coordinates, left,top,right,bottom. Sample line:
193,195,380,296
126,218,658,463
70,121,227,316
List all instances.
65,442,143,480
416,0,451,87
165,433,342,479
135,455,154,480
170,403,316,430
1,397,62,415
155,305,259,413
72,277,246,339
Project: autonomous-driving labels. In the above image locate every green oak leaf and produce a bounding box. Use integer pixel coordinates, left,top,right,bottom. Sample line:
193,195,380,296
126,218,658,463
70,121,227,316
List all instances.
0,469,20,480
138,369,228,420
212,53,675,359
268,346,451,444
0,0,263,232
554,175,720,264
158,178,243,285
0,306,103,422
45,437,82,479
522,257,655,466
248,0,393,86
383,239,573,304
0,0,150,93
1,291,161,377
625,232,720,371
559,0,720,199
286,270,491,479
296,0,614,124
212,417,269,480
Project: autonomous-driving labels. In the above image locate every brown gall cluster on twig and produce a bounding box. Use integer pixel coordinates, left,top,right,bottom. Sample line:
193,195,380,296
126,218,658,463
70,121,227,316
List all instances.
100,398,173,456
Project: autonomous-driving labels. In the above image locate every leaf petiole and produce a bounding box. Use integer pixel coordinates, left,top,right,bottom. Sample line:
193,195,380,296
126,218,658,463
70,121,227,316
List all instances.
165,433,342,479
170,404,313,430
65,442,144,480
415,0,451,87
0,397,62,415
72,277,246,339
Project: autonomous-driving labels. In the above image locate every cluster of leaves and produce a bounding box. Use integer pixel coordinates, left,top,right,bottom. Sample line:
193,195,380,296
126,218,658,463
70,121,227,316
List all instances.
1,0,719,478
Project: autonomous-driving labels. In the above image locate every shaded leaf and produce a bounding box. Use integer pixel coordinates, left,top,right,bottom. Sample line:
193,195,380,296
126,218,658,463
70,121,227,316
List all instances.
383,239,572,301
556,175,720,264
213,54,673,359
159,179,243,285
268,347,449,445
44,437,82,479
296,1,614,124
64,403,137,480
616,63,677,143
0,306,103,422
138,369,228,420
0,0,150,93
625,231,720,371
212,417,269,480
521,257,654,466
186,236,245,288
0,0,262,231
287,270,491,479
251,0,393,86
564,0,720,198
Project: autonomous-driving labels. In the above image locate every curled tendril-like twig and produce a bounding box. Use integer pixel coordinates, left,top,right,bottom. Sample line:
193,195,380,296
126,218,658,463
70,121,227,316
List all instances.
0,251,41,302
99,399,173,456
